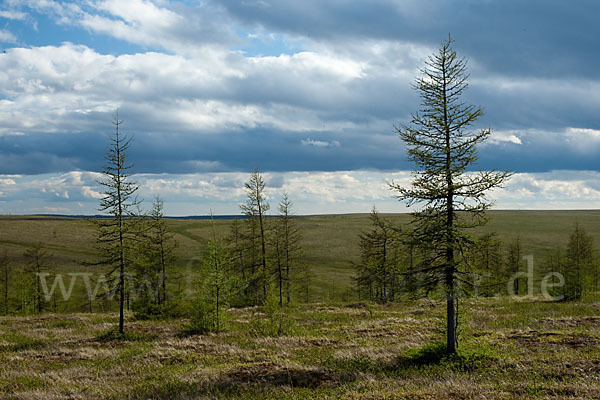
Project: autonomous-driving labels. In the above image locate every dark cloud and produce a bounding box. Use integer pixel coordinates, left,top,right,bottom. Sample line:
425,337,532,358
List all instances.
221,0,600,79
3,125,600,176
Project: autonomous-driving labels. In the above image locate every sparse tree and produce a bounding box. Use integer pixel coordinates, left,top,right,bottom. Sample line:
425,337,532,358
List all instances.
24,243,51,314
278,193,302,304
475,233,504,296
1,249,9,315
240,169,270,304
565,222,593,300
297,262,313,303
390,37,511,353
148,196,175,305
227,218,246,282
506,236,522,295
15,265,36,314
544,247,565,300
271,220,285,306
96,115,139,334
356,207,402,303
191,216,240,333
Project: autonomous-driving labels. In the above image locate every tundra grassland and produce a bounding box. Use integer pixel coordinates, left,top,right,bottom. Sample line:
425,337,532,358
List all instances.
2,211,600,398
2,297,600,399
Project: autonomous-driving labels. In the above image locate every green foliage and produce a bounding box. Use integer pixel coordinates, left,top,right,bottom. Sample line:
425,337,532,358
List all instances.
134,298,187,320
189,229,243,334
249,290,296,336
187,296,216,335
465,233,505,297
131,197,177,318
276,193,302,305
0,249,9,315
564,222,594,301
13,264,37,315
240,169,270,305
23,243,52,314
403,341,496,372
355,207,403,303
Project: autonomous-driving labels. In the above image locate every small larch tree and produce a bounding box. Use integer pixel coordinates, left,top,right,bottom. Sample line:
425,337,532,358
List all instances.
1,249,9,315
278,193,301,305
97,115,139,334
390,37,511,353
506,236,522,295
148,196,176,305
564,222,593,300
241,169,270,304
356,207,401,303
191,215,240,333
23,243,51,314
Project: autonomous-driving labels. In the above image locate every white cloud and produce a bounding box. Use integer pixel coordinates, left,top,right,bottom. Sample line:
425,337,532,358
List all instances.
13,0,237,53
488,130,522,145
2,170,600,215
301,138,341,148
0,10,28,20
82,186,102,199
0,29,17,43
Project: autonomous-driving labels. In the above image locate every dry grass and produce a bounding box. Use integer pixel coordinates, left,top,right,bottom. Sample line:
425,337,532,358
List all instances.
2,296,600,399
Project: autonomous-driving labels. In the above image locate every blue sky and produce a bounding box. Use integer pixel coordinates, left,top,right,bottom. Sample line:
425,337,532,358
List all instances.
0,0,599,215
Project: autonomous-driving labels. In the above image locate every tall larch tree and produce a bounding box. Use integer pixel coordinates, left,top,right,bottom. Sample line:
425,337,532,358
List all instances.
390,37,511,353
97,115,139,334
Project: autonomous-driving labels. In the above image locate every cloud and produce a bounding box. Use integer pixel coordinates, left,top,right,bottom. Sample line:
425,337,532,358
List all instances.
488,131,522,145
3,169,600,215
10,0,238,53
0,10,28,20
0,0,599,195
0,29,17,43
221,0,600,79
301,138,341,148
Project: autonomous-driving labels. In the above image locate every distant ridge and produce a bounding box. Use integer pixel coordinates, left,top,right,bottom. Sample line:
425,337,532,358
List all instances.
24,214,248,220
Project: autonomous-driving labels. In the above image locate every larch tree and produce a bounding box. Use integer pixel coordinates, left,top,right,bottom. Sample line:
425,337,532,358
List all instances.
271,219,284,306
565,222,593,300
23,243,51,314
227,218,246,283
240,169,270,303
472,233,503,296
506,236,522,295
278,193,301,305
97,115,139,334
191,214,239,333
148,196,175,305
390,37,511,353
1,249,9,315
356,207,401,303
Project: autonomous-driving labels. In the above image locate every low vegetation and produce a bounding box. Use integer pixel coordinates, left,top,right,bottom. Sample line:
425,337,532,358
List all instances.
2,296,600,399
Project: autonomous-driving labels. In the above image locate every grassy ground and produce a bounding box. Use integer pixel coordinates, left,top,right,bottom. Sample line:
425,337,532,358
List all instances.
2,210,600,309
1,296,600,399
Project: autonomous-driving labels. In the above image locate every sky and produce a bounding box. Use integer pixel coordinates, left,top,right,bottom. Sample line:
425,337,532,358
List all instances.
0,0,599,216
